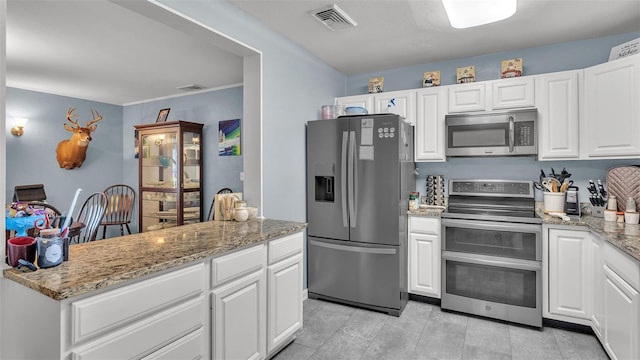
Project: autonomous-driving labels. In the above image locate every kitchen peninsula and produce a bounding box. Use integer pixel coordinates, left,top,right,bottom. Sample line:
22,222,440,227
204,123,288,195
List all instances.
2,218,306,359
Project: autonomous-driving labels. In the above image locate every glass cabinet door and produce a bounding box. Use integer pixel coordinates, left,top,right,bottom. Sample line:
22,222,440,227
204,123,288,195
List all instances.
136,121,204,232
141,131,178,189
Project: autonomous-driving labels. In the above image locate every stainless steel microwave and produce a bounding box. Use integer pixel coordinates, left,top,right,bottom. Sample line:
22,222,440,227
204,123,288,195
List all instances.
445,109,537,157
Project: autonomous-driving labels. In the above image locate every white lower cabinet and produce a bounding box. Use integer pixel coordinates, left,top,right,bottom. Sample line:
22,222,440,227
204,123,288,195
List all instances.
602,242,640,360
1,232,306,360
591,234,605,339
546,226,640,360
212,268,266,360
546,228,592,323
408,216,441,298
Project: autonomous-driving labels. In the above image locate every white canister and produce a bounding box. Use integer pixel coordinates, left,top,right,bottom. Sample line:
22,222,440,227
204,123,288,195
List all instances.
607,196,617,211
234,208,248,222
626,197,636,212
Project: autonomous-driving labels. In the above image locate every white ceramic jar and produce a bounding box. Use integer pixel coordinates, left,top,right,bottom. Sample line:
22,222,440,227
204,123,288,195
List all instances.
234,208,248,222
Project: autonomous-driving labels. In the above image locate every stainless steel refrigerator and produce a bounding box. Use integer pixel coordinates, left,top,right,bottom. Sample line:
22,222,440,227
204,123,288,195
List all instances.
306,114,414,316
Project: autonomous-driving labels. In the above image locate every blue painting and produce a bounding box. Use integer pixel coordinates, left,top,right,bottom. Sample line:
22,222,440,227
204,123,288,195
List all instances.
218,119,240,156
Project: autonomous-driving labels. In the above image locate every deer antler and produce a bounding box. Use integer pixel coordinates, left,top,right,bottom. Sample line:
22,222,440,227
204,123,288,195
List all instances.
86,109,103,128
66,107,79,127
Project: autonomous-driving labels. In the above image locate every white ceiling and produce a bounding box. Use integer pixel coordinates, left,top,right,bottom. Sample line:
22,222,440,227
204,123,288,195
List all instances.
230,0,640,74
6,0,640,105
6,0,245,105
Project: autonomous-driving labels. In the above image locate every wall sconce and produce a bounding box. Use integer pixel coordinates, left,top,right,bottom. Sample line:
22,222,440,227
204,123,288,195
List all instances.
11,117,28,137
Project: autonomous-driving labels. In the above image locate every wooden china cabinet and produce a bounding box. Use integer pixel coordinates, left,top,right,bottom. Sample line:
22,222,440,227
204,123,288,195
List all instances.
135,121,204,232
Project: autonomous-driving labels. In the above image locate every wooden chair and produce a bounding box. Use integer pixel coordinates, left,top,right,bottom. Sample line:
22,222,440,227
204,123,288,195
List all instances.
72,193,108,243
100,185,136,238
207,188,233,221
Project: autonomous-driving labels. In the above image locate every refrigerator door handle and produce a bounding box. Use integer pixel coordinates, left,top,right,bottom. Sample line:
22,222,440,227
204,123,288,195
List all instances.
310,240,397,255
348,130,357,228
341,131,348,228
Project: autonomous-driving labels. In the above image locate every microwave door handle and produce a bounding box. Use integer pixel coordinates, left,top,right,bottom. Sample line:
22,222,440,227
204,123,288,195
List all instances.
341,131,348,228
508,116,515,153
509,116,515,151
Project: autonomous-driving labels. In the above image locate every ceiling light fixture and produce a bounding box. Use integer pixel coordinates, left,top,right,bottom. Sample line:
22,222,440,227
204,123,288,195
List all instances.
442,0,517,29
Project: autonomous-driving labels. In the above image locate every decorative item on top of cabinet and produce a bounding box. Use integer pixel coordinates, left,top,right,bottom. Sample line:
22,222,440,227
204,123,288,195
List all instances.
423,71,441,87
501,58,523,78
369,76,384,93
456,65,475,83
135,121,204,232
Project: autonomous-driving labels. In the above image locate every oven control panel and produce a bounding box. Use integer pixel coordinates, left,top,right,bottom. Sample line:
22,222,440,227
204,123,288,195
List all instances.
449,180,533,198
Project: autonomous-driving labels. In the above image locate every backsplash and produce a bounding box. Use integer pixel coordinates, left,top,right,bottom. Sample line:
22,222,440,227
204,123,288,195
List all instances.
415,157,639,203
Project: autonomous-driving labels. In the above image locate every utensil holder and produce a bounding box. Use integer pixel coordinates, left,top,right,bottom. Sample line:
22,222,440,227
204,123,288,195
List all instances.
543,192,566,213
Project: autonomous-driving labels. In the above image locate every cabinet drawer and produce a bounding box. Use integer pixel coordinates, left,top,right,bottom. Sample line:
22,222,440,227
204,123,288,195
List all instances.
71,263,205,344
604,242,640,290
142,327,205,360
268,232,303,265
410,217,440,235
72,297,205,360
211,243,266,287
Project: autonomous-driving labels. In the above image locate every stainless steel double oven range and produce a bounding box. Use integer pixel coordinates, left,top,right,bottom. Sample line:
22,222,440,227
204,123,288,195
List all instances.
441,180,542,327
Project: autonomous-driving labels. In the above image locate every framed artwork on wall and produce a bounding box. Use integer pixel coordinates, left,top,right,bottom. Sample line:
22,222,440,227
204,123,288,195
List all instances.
218,119,241,156
156,108,170,123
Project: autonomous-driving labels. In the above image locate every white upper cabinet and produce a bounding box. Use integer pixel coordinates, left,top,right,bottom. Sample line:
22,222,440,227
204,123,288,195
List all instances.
374,90,416,125
448,77,534,113
492,76,536,110
536,70,582,160
583,54,640,158
448,82,487,113
335,94,374,114
415,87,446,161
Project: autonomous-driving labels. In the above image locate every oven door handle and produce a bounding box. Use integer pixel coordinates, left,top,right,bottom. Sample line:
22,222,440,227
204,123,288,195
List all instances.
442,251,541,272
441,218,541,234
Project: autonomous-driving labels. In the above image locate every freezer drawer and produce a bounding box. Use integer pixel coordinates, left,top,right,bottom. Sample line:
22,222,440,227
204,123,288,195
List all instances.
308,237,401,311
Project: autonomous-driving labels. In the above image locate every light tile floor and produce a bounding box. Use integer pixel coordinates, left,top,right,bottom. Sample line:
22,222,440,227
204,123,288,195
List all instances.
272,299,609,360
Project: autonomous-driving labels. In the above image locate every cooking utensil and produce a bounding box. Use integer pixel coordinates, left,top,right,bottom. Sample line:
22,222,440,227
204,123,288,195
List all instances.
560,180,574,193
60,188,82,236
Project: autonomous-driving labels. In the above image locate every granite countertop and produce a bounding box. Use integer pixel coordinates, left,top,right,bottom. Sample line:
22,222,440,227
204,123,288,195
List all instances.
409,204,639,262
3,218,307,301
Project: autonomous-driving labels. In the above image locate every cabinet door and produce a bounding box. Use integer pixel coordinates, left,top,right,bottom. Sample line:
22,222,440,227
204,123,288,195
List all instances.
591,234,604,339
335,94,373,114
409,232,441,298
536,71,581,160
603,265,639,360
212,270,266,360
448,83,486,113
415,87,446,161
374,90,416,125
491,76,535,110
548,229,592,321
267,253,303,354
583,54,640,158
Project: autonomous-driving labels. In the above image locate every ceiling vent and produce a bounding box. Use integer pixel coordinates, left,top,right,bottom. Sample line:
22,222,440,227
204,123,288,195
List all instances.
177,84,207,92
311,4,357,31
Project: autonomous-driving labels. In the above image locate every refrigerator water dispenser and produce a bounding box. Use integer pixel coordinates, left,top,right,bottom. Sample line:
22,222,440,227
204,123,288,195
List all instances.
314,163,335,202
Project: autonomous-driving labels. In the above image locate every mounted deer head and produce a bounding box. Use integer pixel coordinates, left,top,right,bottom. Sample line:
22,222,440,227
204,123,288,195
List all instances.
56,108,103,170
